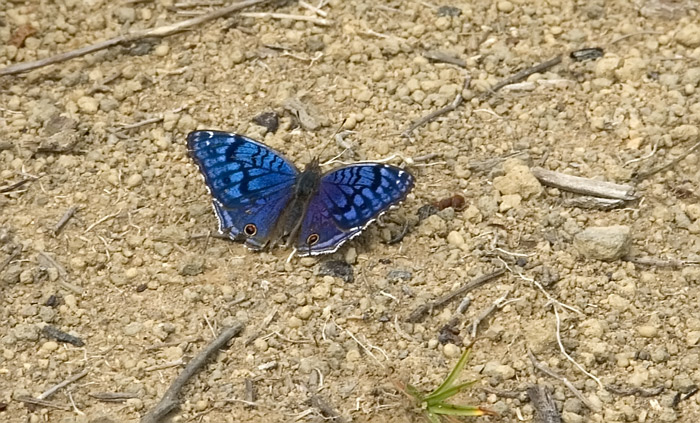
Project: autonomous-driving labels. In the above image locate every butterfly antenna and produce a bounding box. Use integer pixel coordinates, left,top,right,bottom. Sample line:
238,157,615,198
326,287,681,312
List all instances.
317,118,348,163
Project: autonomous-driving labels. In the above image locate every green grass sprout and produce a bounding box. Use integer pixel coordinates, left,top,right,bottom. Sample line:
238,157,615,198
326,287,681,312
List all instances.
396,348,497,422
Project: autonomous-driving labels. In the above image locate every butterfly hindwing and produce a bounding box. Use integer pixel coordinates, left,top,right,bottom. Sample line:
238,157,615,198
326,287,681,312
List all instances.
296,164,414,254
187,131,298,248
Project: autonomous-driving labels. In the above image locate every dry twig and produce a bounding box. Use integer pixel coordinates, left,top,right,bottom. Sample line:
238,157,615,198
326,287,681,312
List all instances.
406,268,506,323
531,167,637,200
482,55,562,98
623,255,700,269
469,289,514,338
526,385,561,423
140,323,244,423
38,368,89,400
634,140,700,182
0,0,271,76
606,384,664,397
527,350,596,411
53,206,78,235
239,12,332,26
89,392,139,402
561,196,625,210
310,395,347,423
18,396,70,411
401,76,470,138
423,50,466,67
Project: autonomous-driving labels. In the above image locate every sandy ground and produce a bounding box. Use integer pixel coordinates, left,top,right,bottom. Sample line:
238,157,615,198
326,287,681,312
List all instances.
2,0,700,422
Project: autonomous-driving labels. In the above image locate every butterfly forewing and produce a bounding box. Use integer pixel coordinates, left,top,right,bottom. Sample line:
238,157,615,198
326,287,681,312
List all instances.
296,164,414,254
187,131,299,248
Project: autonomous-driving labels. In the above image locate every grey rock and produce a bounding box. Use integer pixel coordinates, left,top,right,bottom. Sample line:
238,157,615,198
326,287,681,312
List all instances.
573,225,631,261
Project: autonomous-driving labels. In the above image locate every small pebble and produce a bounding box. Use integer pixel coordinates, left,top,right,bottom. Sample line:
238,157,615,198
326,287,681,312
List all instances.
194,399,208,412
296,305,313,320
446,231,465,247
497,1,514,12
499,194,522,212
77,96,99,114
346,349,361,362
310,283,330,300
126,173,143,188
483,361,516,380
126,398,143,411
41,341,58,352
443,343,461,358
288,316,303,328
123,322,143,336
253,338,268,352
676,23,700,48
64,294,77,309
637,325,658,338
154,44,170,57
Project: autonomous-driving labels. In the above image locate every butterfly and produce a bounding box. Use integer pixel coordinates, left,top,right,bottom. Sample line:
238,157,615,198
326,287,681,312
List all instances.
187,130,415,256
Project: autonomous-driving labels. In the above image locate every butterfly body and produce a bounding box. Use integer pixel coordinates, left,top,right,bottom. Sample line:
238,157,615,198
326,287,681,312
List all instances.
187,130,414,255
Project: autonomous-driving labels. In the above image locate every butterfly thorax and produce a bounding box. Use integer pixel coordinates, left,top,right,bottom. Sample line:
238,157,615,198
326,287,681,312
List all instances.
274,158,322,246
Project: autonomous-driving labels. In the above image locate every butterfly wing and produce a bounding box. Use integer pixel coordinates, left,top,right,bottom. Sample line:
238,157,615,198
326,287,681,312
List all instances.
296,163,414,255
187,130,299,249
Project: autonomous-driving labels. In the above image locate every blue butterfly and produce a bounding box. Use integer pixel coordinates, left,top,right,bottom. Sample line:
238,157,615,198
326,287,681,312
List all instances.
187,130,415,256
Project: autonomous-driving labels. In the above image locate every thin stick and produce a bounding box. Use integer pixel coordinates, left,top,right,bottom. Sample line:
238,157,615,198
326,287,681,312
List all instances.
527,350,596,411
470,289,512,338
406,268,506,323
84,209,122,233
482,55,562,98
310,395,346,423
401,76,470,138
553,306,603,389
37,368,89,400
140,323,244,423
89,392,140,402
0,178,34,193
623,255,699,269
0,0,270,76
145,336,202,352
67,391,85,416
0,247,21,273
18,396,71,411
239,12,332,26
561,196,625,211
145,359,184,372
112,106,186,132
634,140,700,181
531,167,637,200
606,384,664,397
37,252,84,295
423,50,466,67
53,206,77,235
299,0,327,17
498,259,582,317
610,31,663,45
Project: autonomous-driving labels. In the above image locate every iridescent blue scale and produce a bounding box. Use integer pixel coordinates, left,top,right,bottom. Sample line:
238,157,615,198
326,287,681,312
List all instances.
187,130,414,255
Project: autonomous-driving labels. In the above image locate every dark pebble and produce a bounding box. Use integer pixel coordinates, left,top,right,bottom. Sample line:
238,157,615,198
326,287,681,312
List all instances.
387,269,412,282
417,204,439,221
319,260,354,283
437,5,462,16
252,111,279,133
45,294,63,307
42,325,85,347
570,47,604,62
438,323,462,345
